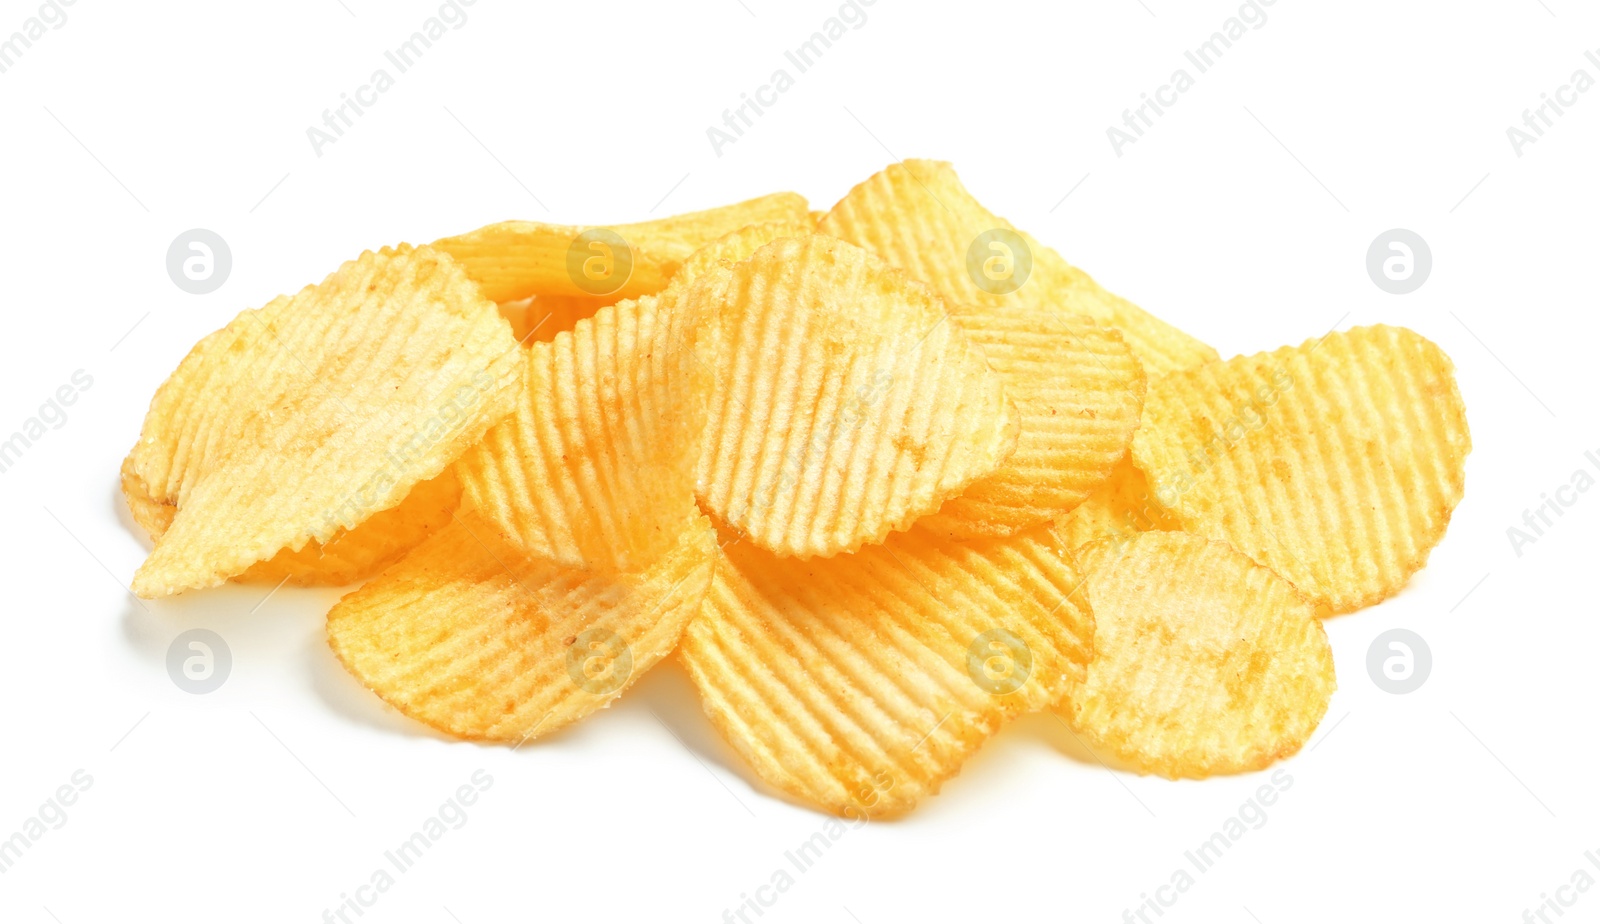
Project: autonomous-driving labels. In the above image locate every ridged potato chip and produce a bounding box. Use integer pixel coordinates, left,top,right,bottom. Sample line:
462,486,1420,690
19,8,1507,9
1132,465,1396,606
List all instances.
434,192,810,304
327,510,715,741
679,523,1093,818
123,452,461,586
1052,454,1180,553
1133,325,1471,614
457,294,708,573
693,235,1020,558
1060,531,1335,778
914,307,1145,538
817,159,1218,375
128,245,522,597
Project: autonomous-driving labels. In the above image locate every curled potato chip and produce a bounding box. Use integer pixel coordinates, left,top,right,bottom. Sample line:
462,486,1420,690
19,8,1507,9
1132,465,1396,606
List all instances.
128,245,522,597
1060,531,1335,778
817,160,1218,375
1133,325,1471,614
693,235,1020,558
457,295,708,573
915,307,1145,538
1052,453,1180,553
123,450,462,586
434,193,811,303
679,523,1093,817
327,511,716,741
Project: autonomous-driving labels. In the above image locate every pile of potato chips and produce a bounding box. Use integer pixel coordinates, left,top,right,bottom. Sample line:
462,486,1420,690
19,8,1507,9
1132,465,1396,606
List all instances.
124,160,1470,818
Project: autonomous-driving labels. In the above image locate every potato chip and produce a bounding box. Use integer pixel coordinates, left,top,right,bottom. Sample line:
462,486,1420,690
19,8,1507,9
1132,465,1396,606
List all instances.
1059,531,1335,778
1052,453,1180,553
128,244,522,597
433,192,811,304
679,523,1093,817
327,510,715,742
817,160,1218,375
123,450,462,586
1133,324,1471,614
457,294,708,573
692,234,1020,558
914,307,1145,538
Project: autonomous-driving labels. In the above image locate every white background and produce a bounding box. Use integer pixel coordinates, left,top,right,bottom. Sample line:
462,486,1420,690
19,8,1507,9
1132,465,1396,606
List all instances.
1,1,1596,922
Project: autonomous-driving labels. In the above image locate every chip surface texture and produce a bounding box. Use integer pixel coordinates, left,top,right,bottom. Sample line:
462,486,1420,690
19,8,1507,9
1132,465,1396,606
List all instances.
1133,324,1470,614
693,234,1020,558
680,523,1094,817
1060,531,1336,778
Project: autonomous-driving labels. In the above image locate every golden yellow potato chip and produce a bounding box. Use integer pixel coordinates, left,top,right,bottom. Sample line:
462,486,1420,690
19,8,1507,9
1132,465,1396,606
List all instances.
679,523,1093,818
1133,324,1471,614
692,234,1020,558
915,307,1145,538
1060,531,1335,778
327,510,715,742
128,244,522,597
457,294,708,573
123,450,461,586
433,192,810,303
817,159,1218,375
1052,453,1180,552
